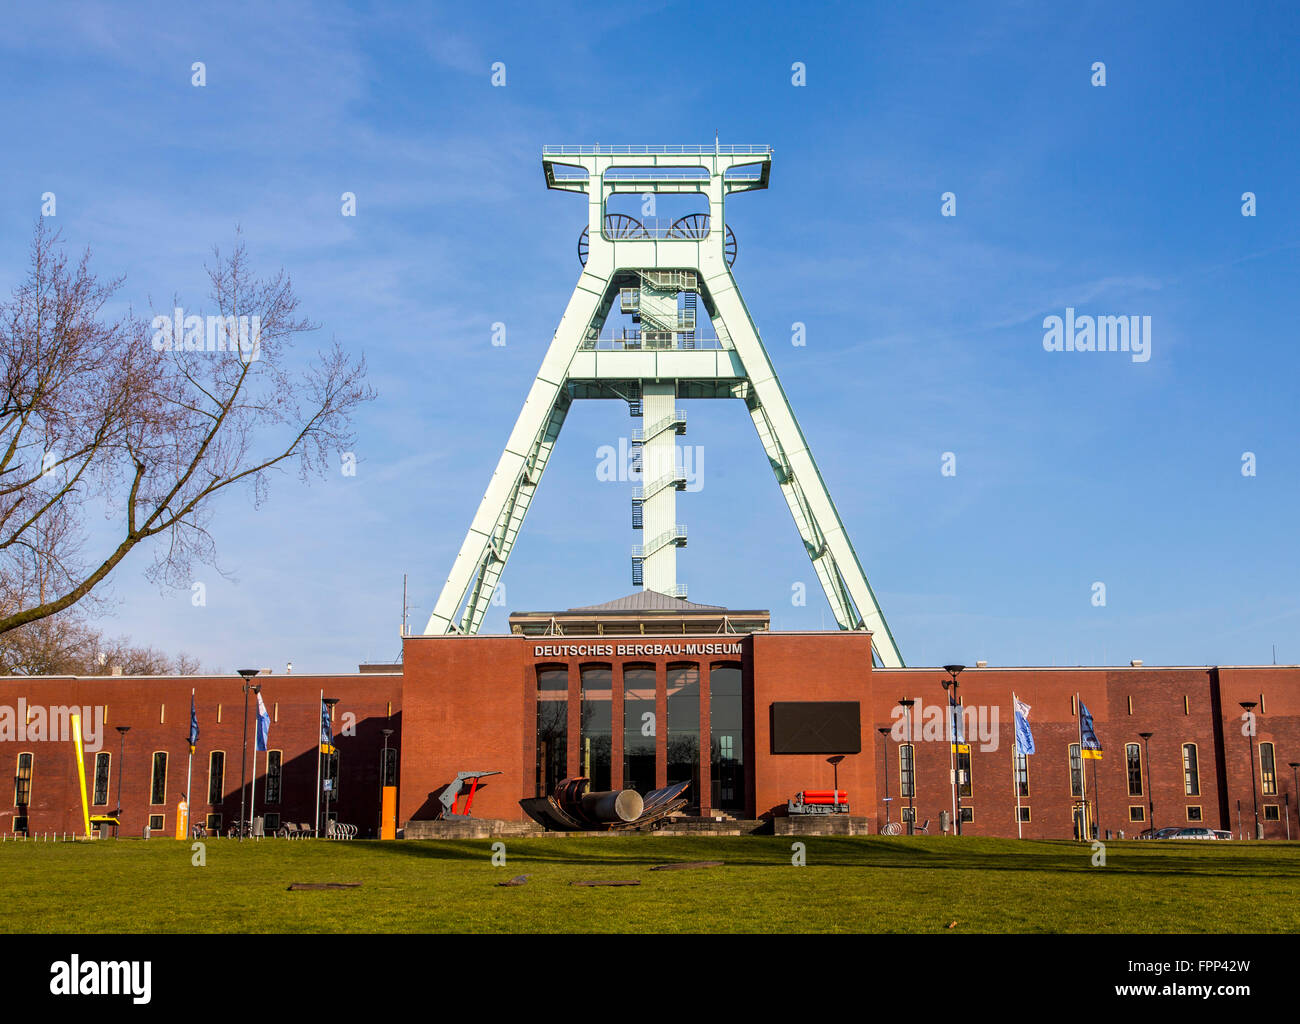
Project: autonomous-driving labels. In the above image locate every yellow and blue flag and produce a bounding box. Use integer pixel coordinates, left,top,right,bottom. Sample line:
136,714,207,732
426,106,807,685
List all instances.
1080,701,1103,759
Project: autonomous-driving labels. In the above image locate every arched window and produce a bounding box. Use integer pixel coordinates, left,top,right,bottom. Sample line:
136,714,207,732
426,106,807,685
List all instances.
92,752,111,806
580,664,612,791
709,663,744,812
150,752,168,806
666,663,701,809
1069,744,1083,798
14,752,33,807
1260,742,1277,795
208,751,225,806
536,666,568,796
1126,743,1143,796
1182,743,1200,796
264,750,283,805
622,664,656,795
899,744,915,798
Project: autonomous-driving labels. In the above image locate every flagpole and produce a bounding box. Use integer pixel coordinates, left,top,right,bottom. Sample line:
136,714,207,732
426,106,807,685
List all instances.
1091,755,1101,841
1012,692,1023,839
1076,692,1088,841
947,696,957,834
251,747,258,839
185,688,195,824
314,690,323,838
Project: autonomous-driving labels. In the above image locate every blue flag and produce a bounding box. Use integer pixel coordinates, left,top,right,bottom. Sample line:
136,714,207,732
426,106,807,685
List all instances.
948,696,966,746
1080,701,1103,759
1013,694,1035,756
187,694,200,749
256,692,270,753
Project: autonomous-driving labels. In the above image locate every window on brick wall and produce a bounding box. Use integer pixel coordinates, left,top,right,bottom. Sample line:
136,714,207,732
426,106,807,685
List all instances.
899,744,915,799
14,752,33,807
536,666,568,798
1183,744,1200,796
264,751,282,805
1069,744,1083,798
150,752,168,805
1260,742,1277,795
1014,750,1029,797
93,752,111,805
208,751,225,806
1126,743,1143,796
956,748,972,798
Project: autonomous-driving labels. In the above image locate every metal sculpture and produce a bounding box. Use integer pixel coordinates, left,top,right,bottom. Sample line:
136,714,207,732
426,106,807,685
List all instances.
438,770,502,818
519,777,691,831
787,789,850,815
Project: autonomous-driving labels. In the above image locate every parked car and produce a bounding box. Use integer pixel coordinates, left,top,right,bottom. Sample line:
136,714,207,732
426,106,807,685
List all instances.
1212,830,1233,840
1137,826,1182,840
1166,827,1217,840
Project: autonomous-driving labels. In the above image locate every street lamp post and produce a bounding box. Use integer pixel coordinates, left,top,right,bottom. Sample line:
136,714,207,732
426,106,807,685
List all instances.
1240,701,1260,839
826,755,845,811
381,728,394,786
1139,732,1154,834
942,665,965,836
114,726,130,837
380,727,395,838
237,669,261,843
877,726,891,832
899,699,915,835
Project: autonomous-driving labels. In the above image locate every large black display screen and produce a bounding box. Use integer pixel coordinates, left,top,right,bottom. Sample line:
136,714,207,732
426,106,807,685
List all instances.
770,701,861,754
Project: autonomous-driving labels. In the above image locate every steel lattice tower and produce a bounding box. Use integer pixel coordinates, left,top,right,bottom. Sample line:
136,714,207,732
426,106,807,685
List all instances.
424,143,904,667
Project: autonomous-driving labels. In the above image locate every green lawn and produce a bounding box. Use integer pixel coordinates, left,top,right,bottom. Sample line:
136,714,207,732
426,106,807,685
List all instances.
1,835,1297,933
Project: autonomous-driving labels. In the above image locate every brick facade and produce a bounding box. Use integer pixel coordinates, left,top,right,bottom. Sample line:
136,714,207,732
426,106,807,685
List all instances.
2,636,1296,841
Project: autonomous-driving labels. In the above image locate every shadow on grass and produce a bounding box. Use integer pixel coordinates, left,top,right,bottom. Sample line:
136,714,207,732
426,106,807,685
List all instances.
363,835,1300,882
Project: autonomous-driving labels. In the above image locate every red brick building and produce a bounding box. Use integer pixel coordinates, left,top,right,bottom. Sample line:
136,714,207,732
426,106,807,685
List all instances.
2,593,1297,841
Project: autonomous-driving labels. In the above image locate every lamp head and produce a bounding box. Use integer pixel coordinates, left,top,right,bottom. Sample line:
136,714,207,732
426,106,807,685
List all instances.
943,664,966,677
238,668,260,683
899,698,915,708
1139,731,1153,740
1238,701,1257,711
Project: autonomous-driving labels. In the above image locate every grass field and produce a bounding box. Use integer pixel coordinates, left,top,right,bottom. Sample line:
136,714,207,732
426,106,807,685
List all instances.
1,835,1297,933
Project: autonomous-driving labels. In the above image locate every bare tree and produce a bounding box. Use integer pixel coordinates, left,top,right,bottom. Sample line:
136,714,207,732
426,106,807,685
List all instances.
0,607,202,676
0,221,373,634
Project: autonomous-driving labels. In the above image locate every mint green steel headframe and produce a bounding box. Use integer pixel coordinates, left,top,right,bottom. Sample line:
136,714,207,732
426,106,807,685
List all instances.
424,144,904,668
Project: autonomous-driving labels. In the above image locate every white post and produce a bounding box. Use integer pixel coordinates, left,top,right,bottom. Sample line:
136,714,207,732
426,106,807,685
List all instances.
250,748,258,840
1076,692,1088,841
947,699,957,834
1013,692,1023,839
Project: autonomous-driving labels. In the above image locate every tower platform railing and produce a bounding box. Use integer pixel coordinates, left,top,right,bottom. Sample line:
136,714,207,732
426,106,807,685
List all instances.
543,144,771,156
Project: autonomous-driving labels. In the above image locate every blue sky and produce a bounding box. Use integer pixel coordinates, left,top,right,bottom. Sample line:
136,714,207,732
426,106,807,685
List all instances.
1,1,1297,671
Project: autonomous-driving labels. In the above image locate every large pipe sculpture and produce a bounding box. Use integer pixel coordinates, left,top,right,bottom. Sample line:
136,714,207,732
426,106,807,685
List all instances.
520,777,689,832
